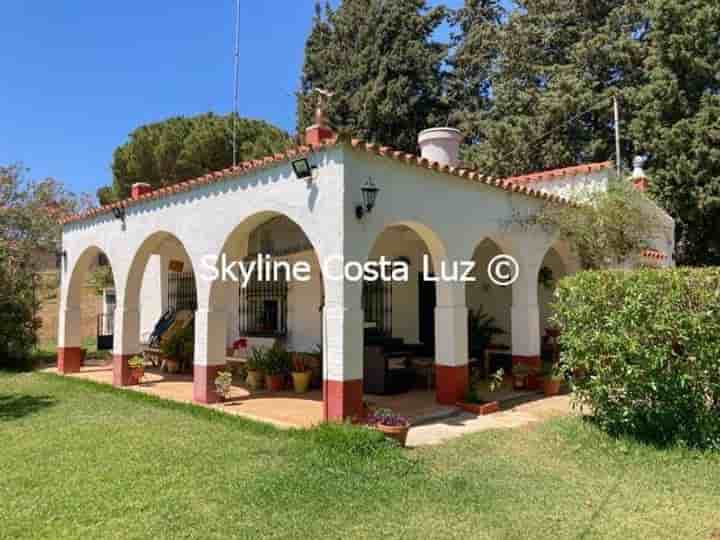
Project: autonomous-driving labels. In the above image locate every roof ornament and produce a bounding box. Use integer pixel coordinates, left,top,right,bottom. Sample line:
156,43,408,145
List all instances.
312,87,335,127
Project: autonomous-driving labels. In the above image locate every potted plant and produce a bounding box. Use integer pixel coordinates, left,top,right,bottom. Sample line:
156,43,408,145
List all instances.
160,331,183,374
367,408,410,447
245,347,266,390
127,355,144,385
525,366,542,390
290,353,312,393
544,363,564,396
214,369,233,401
513,364,530,389
264,343,290,392
457,369,503,415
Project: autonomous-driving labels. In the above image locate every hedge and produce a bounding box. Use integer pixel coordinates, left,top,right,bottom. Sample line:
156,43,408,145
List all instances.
553,267,720,449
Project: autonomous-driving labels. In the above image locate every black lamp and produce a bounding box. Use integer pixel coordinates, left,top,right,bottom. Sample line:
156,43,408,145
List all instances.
55,248,67,269
291,158,316,180
356,177,379,220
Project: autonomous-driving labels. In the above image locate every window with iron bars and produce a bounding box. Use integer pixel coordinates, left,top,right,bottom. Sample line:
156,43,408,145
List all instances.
362,279,392,337
238,267,288,336
167,272,197,312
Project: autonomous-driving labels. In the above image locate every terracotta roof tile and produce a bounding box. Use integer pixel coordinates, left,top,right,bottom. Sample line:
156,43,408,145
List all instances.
61,135,585,225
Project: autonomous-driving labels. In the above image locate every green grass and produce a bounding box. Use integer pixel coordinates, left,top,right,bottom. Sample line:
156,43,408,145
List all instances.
1,371,719,540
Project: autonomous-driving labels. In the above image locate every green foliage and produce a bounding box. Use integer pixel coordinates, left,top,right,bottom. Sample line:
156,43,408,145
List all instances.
105,113,292,200
246,347,266,372
86,265,114,296
127,356,144,370
298,0,448,152
467,306,504,354
0,165,85,365
530,181,662,269
263,343,292,376
553,267,720,449
160,323,194,362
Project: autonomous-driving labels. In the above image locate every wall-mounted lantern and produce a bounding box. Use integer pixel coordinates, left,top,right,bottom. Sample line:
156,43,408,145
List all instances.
355,177,379,220
112,206,126,227
55,248,67,270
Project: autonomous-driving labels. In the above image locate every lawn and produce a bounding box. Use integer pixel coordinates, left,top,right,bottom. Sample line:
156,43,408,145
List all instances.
1,371,719,540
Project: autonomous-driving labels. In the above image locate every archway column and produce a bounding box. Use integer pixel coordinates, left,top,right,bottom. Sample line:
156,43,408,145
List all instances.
434,281,469,405
323,280,364,422
57,306,83,373
193,305,228,404
510,237,549,370
112,303,141,386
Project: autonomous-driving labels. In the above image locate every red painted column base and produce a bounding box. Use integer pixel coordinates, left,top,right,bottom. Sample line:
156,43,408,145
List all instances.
57,347,82,374
113,354,135,386
512,355,542,369
435,364,469,405
323,379,363,422
194,364,226,404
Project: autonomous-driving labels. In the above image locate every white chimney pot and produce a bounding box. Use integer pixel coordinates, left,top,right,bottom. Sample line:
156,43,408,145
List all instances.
418,127,462,168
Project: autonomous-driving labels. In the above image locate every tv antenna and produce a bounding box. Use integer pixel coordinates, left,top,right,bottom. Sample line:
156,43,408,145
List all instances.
232,0,240,167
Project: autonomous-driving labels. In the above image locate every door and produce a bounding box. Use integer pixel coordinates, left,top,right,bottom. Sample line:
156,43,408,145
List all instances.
418,273,435,355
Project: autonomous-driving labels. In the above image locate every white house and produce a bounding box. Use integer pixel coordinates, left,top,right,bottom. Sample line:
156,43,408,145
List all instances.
56,118,674,421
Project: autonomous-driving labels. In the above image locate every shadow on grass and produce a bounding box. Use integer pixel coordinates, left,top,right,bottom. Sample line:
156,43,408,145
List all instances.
0,393,56,421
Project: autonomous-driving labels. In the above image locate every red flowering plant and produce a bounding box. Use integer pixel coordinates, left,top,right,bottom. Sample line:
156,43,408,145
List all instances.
291,354,308,373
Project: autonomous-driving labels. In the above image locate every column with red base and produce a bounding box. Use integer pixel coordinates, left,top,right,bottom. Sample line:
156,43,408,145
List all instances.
511,254,542,375
57,306,83,373
434,301,469,405
323,303,364,421
193,308,227,404
112,304,141,386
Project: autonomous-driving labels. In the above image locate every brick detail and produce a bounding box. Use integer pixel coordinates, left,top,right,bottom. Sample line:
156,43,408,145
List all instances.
113,354,135,386
193,364,226,404
57,347,82,374
435,364,469,405
323,379,363,421
512,355,542,369
305,124,335,146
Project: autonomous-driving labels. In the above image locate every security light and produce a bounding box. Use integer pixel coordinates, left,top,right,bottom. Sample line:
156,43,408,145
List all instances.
112,206,126,226
356,177,380,220
291,158,315,180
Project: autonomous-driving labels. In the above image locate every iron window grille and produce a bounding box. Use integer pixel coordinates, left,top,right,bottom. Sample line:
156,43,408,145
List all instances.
362,278,392,337
238,266,288,337
167,271,197,311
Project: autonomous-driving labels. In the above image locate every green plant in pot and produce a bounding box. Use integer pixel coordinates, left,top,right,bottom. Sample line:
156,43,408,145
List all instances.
160,331,184,374
544,362,564,396
214,369,233,401
459,369,503,415
291,353,312,393
127,355,145,385
245,347,266,390
468,307,505,357
264,343,291,392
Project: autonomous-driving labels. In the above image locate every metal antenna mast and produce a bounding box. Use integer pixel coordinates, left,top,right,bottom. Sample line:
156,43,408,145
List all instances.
232,0,240,167
613,96,622,178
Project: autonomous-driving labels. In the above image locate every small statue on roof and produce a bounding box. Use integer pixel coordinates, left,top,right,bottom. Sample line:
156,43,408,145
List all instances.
312,87,335,127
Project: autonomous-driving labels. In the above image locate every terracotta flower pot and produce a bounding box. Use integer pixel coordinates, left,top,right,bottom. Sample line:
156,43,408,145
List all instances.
266,373,285,392
375,422,410,447
165,357,180,374
130,368,144,385
291,370,312,393
544,378,562,396
246,370,265,390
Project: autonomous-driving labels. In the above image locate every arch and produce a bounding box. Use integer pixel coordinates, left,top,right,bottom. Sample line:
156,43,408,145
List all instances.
58,245,117,373
537,240,573,336
208,210,327,311
123,230,197,310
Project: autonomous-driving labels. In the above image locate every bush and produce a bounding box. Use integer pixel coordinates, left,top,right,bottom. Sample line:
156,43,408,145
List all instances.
553,267,720,449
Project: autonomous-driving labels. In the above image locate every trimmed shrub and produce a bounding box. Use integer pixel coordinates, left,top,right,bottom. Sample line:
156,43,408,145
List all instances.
553,267,720,449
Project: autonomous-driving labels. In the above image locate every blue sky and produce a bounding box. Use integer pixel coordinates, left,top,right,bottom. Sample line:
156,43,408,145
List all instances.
1,1,467,198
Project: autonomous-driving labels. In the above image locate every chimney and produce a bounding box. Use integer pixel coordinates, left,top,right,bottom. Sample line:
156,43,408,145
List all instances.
305,101,335,145
131,182,153,199
631,156,649,192
418,127,462,168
